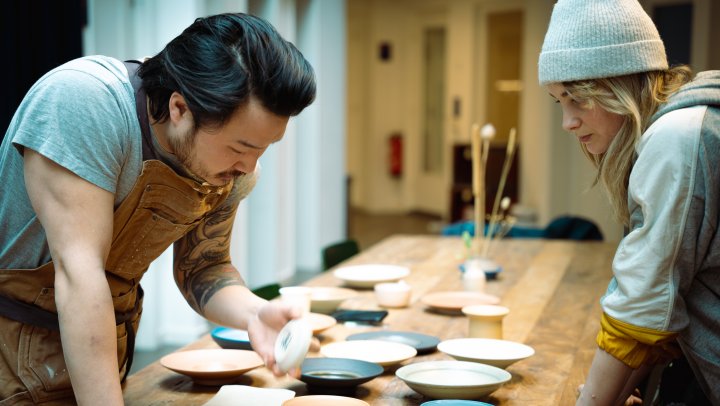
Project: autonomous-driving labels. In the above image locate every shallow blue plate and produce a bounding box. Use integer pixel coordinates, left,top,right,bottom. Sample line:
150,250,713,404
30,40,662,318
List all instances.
210,327,252,350
421,400,494,406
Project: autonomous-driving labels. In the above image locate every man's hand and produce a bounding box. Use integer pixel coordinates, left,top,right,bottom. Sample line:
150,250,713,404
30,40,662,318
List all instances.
247,301,320,377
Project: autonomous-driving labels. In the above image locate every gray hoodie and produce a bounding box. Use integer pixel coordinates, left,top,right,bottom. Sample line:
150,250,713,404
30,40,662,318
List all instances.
600,70,720,403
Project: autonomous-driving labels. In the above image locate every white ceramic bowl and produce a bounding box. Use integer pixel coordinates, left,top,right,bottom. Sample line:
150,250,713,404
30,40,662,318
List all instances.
395,360,510,399
309,287,358,314
374,281,412,308
437,338,535,369
333,264,411,288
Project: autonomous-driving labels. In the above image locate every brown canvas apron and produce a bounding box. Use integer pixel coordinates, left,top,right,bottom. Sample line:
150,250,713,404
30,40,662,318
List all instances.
0,61,234,405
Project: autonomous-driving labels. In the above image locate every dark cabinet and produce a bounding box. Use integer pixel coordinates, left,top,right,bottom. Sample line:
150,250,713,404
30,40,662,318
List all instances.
449,143,519,223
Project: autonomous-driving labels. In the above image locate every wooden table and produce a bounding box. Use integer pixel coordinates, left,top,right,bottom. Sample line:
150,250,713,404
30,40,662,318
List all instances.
123,235,616,405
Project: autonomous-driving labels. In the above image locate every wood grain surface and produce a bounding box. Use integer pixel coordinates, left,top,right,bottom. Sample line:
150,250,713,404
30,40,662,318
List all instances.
122,235,616,405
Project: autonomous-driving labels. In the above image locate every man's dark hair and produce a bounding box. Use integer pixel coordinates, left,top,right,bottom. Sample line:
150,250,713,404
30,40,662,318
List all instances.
138,13,315,130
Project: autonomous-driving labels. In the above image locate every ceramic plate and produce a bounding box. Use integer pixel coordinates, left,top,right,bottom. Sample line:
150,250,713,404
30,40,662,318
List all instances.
309,287,359,314
333,264,411,288
300,357,383,388
283,395,369,405
320,340,417,367
437,338,535,369
395,360,511,399
421,291,500,315
346,330,440,354
211,327,252,350
421,400,494,406
305,312,338,335
160,349,264,385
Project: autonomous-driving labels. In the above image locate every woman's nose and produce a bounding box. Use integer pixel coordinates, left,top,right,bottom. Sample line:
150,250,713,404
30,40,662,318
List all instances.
562,112,581,132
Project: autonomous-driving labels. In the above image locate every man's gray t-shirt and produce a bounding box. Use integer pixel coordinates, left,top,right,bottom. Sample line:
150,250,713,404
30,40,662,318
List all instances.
0,56,143,269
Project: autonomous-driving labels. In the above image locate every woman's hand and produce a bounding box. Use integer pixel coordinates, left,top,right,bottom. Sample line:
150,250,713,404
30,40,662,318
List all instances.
577,384,642,405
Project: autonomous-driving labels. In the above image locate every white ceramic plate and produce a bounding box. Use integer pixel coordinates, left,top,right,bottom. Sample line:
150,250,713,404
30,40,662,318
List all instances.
305,312,338,335
320,339,417,367
437,338,535,369
160,349,264,385
333,264,411,288
395,360,511,399
309,287,359,314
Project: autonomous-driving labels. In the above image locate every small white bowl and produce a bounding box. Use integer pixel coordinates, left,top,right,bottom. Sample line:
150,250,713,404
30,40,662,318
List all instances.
374,281,412,308
309,287,358,314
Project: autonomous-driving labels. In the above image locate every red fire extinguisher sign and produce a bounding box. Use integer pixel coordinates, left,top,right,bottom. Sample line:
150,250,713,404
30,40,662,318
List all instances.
389,133,402,178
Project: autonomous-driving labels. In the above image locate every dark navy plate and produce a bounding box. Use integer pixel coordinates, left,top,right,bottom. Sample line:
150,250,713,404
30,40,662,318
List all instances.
300,357,383,388
210,327,252,350
346,330,440,354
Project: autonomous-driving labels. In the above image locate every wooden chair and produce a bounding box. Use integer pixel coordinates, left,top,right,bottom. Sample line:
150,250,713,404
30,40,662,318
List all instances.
322,239,360,271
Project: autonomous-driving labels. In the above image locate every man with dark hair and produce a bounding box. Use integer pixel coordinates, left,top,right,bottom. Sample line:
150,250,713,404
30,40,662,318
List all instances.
0,13,316,404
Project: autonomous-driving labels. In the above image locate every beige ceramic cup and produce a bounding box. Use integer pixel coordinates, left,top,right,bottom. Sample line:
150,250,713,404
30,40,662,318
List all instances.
462,304,510,339
374,281,412,308
279,286,313,315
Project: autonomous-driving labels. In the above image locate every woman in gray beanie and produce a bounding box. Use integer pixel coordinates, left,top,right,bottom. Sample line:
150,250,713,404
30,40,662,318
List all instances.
539,0,720,404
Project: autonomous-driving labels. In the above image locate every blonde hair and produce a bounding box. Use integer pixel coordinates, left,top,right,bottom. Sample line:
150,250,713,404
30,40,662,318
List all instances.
563,66,692,225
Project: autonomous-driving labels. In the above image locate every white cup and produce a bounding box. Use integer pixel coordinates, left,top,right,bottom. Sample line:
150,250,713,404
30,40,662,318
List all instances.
462,267,487,292
279,286,312,315
374,281,412,308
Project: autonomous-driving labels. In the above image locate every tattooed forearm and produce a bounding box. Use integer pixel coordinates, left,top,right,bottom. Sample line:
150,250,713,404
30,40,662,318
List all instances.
181,263,245,313
174,181,248,314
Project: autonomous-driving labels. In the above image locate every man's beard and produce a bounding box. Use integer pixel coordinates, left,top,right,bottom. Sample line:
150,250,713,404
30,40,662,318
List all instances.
167,128,242,185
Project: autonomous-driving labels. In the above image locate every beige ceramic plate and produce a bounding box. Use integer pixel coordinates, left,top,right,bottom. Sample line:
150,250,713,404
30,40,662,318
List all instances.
333,264,411,288
305,312,338,334
160,349,264,385
421,291,500,314
283,395,369,405
438,338,535,369
320,339,417,367
309,287,359,314
395,360,511,399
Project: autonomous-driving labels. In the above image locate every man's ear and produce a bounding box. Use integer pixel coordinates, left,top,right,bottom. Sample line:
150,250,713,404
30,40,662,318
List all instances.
168,92,192,125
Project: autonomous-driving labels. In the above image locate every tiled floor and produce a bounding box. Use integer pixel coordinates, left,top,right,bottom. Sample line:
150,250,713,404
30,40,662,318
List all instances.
129,209,441,374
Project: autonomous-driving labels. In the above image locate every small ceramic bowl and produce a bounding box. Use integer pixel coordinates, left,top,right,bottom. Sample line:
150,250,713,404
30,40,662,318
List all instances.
309,287,359,314
374,281,412,308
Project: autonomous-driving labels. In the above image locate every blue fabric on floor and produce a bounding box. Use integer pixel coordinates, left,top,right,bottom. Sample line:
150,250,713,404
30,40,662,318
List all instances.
442,216,602,241
441,221,545,238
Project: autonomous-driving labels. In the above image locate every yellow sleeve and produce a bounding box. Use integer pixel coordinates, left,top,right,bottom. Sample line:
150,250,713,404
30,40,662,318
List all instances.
596,312,680,368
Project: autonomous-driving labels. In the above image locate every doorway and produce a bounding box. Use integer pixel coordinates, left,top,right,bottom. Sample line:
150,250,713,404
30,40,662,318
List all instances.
409,11,449,217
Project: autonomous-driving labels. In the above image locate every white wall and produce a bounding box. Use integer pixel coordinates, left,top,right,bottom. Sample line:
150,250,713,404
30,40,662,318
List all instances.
83,0,346,350
346,0,627,241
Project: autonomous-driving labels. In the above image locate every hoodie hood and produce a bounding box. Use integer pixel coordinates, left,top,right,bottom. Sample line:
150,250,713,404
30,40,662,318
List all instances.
651,70,720,126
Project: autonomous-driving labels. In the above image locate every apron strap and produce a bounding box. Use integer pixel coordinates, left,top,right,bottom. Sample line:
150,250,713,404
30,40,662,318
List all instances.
0,294,60,330
0,285,144,382
123,60,158,161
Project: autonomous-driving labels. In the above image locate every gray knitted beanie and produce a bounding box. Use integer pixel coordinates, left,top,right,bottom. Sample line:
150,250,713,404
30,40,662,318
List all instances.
538,0,668,85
